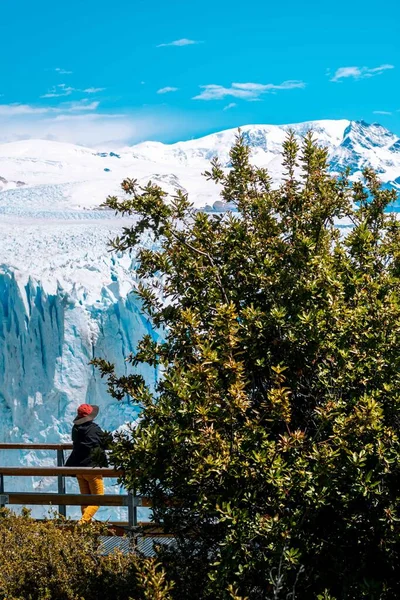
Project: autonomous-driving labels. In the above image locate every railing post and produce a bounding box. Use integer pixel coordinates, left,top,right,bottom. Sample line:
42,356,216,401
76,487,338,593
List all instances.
0,474,7,509
127,488,137,528
0,474,4,507
127,487,139,553
57,448,66,517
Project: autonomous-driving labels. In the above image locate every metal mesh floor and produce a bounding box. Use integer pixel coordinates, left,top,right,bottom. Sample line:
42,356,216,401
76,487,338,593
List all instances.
99,535,176,557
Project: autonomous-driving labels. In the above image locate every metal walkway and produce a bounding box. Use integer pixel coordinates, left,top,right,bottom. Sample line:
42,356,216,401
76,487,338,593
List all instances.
99,535,176,557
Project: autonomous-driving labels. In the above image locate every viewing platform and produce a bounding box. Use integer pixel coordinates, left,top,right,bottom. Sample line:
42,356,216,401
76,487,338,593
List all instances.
0,443,169,554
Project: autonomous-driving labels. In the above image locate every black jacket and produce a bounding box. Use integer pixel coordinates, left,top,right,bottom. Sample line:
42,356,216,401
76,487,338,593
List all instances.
65,421,107,468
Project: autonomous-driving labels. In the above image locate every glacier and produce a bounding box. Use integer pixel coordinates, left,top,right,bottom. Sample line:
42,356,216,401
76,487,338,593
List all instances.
0,266,158,441
0,118,399,519
0,217,159,519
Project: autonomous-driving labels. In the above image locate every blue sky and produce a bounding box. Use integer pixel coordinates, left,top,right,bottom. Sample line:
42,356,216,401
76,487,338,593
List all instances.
0,0,398,146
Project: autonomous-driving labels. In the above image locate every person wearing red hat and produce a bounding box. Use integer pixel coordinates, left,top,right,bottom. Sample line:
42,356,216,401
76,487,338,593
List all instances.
65,404,107,523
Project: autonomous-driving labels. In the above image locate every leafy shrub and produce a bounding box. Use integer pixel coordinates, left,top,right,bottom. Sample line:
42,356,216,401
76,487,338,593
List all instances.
0,509,172,600
96,131,400,599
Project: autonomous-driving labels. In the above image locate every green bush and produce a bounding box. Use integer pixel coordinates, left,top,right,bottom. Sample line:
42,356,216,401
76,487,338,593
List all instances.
0,509,172,600
96,131,400,599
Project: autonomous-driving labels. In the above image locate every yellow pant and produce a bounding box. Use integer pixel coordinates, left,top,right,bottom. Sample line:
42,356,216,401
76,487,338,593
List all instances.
76,474,104,523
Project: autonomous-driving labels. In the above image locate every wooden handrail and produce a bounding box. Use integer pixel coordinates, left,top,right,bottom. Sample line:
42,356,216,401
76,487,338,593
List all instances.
2,493,129,506
0,444,151,529
0,443,73,450
0,467,122,477
0,491,152,507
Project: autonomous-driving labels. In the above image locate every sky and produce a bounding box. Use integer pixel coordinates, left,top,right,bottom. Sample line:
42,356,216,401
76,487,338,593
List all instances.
0,0,399,147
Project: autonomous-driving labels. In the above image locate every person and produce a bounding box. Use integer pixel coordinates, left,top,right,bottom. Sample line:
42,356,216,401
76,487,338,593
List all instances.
65,404,107,524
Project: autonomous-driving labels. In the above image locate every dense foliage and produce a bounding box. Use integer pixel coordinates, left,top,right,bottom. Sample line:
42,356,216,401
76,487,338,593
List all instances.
0,509,172,600
96,132,400,599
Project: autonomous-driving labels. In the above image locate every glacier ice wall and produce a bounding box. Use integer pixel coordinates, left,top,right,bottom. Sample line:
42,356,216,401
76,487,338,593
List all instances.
0,268,157,443
0,266,157,520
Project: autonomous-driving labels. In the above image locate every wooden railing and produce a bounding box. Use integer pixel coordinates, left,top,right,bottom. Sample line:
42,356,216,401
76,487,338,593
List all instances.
0,443,151,529
0,443,73,518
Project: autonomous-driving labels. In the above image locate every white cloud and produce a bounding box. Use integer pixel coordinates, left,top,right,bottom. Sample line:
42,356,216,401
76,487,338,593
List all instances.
41,92,65,98
83,87,106,94
232,83,270,91
41,85,105,99
0,104,50,116
0,113,138,146
157,38,201,47
0,100,206,147
64,100,100,112
41,84,76,98
193,80,305,101
51,112,125,122
157,86,179,94
373,110,392,115
55,68,73,75
223,102,237,110
0,100,100,117
330,64,394,82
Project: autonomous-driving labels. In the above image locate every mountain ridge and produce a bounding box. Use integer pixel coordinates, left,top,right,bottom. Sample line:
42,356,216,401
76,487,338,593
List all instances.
0,120,399,214
129,119,400,190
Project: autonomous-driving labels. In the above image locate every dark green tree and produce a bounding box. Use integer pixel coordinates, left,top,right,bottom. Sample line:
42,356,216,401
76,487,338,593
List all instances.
96,132,400,599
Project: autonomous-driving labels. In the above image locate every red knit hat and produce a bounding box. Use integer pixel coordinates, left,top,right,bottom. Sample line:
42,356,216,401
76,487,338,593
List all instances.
74,404,99,425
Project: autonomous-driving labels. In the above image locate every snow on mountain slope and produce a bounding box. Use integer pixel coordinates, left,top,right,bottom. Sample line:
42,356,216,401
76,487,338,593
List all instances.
130,119,351,167
0,119,399,519
129,119,400,194
1,119,399,216
0,137,221,211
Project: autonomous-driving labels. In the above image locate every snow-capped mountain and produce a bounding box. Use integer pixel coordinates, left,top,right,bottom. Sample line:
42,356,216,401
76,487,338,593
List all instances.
0,119,399,218
129,119,400,196
0,119,399,518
